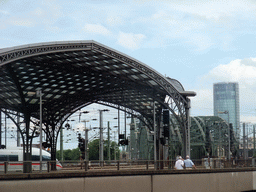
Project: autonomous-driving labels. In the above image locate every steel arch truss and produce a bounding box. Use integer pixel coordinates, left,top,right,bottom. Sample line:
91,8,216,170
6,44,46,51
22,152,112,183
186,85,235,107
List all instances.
190,116,238,158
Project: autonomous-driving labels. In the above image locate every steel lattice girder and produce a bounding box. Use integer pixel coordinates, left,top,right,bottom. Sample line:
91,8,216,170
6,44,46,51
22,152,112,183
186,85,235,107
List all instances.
190,116,238,156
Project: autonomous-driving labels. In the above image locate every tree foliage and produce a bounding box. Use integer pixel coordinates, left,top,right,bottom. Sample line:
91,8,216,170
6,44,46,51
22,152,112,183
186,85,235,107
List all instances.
56,139,120,161
88,139,120,160
56,147,80,161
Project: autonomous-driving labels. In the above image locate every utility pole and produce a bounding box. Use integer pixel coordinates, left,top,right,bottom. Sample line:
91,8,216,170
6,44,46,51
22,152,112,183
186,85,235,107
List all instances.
84,124,89,161
107,121,110,162
60,126,63,161
113,130,117,160
99,109,109,166
81,120,89,161
254,125,255,156
243,123,246,159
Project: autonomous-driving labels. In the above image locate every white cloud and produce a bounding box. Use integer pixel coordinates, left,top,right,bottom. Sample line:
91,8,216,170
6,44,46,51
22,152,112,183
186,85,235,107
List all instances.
117,32,146,50
204,58,256,86
83,24,111,36
169,0,256,22
30,8,45,17
194,58,256,122
106,16,123,26
240,115,256,124
130,1,256,51
0,10,9,15
190,88,213,116
10,18,34,27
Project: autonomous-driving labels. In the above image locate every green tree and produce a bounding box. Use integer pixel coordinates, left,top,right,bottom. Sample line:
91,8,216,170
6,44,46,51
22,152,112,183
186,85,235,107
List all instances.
88,139,100,160
56,148,80,161
88,139,120,160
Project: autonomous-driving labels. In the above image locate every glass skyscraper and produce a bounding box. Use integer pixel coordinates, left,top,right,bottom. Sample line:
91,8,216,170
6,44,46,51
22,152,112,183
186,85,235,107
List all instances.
213,82,240,138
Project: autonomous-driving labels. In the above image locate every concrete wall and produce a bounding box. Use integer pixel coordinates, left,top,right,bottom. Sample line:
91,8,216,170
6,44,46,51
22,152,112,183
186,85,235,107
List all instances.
0,171,255,192
153,172,253,192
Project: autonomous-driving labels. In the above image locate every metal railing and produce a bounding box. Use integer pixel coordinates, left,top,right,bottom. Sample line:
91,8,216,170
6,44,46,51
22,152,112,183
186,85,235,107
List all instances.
1,158,256,174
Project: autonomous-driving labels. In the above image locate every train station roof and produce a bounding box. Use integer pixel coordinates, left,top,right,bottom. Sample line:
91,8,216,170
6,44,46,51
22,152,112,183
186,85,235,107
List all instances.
0,41,195,127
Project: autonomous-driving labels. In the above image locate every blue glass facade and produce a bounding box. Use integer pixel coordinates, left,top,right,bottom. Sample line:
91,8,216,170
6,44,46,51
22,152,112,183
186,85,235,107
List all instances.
213,82,240,138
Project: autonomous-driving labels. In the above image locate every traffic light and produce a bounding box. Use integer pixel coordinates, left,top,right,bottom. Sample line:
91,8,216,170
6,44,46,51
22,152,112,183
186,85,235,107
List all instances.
42,142,51,149
119,134,125,140
163,109,169,138
78,133,85,159
119,140,125,145
119,139,129,146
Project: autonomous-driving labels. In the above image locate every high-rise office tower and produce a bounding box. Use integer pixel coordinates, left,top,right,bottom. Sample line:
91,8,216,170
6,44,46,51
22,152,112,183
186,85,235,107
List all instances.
213,82,240,138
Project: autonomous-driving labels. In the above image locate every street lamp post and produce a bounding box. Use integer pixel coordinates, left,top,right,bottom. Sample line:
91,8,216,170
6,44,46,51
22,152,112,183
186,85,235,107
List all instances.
218,111,230,160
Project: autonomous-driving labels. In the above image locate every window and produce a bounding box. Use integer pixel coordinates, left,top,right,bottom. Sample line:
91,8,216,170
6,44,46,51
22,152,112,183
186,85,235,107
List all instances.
9,155,18,161
42,155,51,161
32,155,40,161
32,155,51,161
0,155,7,161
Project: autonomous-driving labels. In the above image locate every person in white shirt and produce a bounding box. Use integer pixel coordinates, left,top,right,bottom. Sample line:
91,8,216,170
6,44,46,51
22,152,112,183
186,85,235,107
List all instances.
174,156,184,170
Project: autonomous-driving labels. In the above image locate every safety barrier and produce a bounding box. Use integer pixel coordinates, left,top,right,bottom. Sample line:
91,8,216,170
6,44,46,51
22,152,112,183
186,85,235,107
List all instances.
1,159,255,174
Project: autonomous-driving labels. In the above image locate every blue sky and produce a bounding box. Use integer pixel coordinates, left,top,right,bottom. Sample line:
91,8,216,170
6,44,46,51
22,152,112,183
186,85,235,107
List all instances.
1,0,256,125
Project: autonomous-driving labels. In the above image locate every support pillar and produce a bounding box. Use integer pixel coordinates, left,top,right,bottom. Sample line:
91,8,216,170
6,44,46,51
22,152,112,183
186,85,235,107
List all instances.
0,110,1,148
183,98,191,158
17,112,21,147
23,112,32,173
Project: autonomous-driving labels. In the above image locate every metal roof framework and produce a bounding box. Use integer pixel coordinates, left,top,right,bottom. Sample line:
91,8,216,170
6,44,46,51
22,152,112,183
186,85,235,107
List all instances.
0,41,195,168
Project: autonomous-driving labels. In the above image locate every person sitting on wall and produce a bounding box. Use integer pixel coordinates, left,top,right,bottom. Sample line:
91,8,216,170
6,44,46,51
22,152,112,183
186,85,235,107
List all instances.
184,155,196,169
174,156,184,170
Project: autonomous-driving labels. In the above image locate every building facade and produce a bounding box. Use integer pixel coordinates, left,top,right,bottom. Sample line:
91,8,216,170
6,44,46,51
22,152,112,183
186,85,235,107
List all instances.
213,82,240,138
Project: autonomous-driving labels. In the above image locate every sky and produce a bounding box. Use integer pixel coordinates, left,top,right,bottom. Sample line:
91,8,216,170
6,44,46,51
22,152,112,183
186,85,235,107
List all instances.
1,0,256,147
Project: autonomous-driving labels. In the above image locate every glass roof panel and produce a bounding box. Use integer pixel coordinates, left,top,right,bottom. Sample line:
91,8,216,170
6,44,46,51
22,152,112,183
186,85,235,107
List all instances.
45,88,51,92
30,99,38,104
54,95,61,99
148,80,158,86
131,75,139,80
45,94,53,98
141,74,148,78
